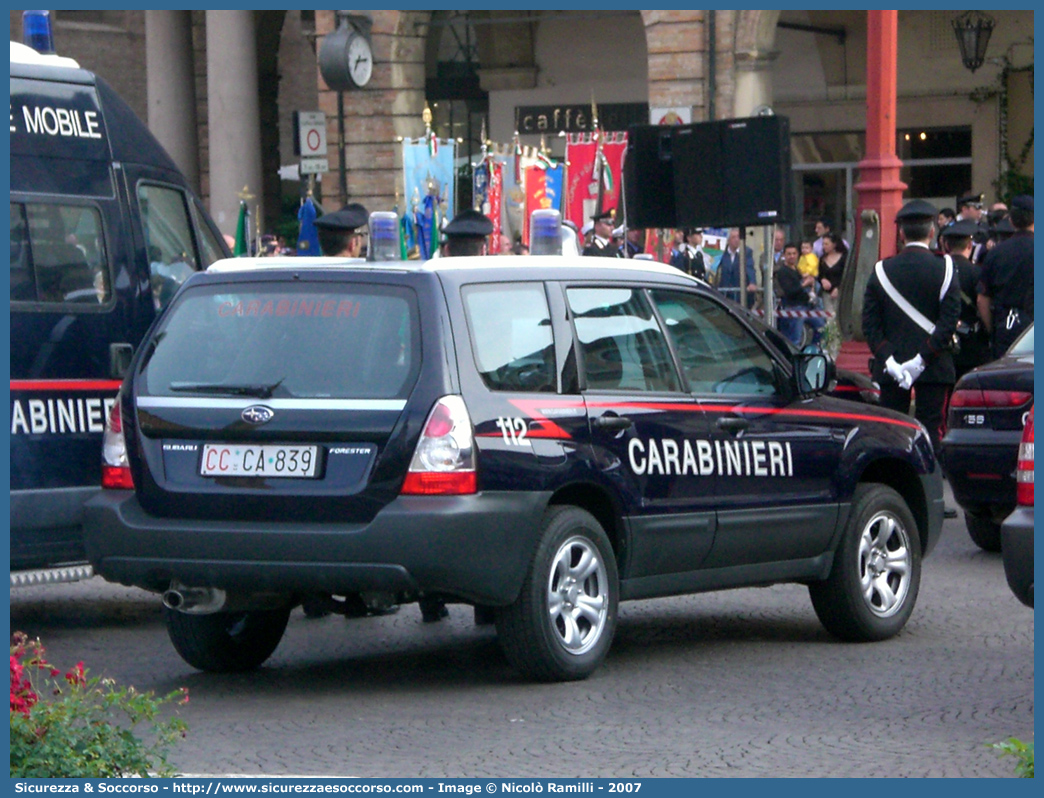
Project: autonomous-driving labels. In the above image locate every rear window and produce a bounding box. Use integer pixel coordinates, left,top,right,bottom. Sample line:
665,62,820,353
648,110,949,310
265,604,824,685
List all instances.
142,283,419,399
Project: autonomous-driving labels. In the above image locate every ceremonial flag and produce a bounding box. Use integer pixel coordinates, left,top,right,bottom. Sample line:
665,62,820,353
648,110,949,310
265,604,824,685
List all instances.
403,136,457,228
522,163,563,246
233,200,250,256
474,159,503,253
564,132,627,230
296,196,320,256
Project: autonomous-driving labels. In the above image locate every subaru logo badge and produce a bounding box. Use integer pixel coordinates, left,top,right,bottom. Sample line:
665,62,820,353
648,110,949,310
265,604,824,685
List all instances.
241,405,274,425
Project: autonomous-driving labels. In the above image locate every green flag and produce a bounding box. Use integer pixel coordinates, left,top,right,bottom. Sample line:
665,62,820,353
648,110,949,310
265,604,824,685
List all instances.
233,201,249,256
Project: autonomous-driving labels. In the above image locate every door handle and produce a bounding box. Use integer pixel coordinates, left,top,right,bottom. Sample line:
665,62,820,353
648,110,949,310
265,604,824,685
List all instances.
716,416,749,433
593,415,634,431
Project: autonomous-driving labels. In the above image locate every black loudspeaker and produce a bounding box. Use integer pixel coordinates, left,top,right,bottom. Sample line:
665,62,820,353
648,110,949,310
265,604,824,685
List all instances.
670,122,725,228
623,125,677,229
720,115,792,227
672,115,792,229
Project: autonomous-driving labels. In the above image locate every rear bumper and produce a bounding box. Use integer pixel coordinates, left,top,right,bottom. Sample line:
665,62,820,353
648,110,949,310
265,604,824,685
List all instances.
940,430,1019,513
1001,506,1034,608
84,490,550,605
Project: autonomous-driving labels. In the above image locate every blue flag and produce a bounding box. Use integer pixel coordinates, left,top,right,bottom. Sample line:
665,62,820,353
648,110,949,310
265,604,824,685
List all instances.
297,197,320,256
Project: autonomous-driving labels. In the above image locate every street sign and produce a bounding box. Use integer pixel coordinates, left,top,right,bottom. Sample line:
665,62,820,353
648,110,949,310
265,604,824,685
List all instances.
293,111,327,158
300,156,329,175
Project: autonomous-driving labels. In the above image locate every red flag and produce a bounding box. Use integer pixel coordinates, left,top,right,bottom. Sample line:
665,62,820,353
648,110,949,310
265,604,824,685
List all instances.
564,132,627,230
486,160,503,253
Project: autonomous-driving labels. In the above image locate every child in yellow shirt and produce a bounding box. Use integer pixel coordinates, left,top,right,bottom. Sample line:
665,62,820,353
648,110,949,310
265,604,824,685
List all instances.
797,241,819,280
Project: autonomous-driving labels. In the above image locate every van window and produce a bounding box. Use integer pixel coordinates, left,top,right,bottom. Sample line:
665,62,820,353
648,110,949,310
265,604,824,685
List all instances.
142,283,419,400
138,184,200,310
462,283,556,392
10,201,110,305
192,201,227,266
568,287,680,393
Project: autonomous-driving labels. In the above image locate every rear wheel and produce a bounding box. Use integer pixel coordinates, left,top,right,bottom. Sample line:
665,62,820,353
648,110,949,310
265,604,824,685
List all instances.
965,511,1002,552
164,606,290,672
810,484,921,642
496,506,618,682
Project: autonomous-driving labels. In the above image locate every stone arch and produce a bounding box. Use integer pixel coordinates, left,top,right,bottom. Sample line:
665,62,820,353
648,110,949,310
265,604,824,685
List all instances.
641,11,707,121
732,10,781,117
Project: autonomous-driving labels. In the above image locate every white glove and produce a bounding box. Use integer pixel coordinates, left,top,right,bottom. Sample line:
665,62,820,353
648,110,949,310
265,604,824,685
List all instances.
898,353,926,390
884,356,905,385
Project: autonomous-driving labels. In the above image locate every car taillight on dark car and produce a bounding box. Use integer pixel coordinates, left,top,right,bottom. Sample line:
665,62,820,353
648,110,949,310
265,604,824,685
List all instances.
101,393,134,489
401,395,477,495
950,388,1033,408
1015,407,1034,507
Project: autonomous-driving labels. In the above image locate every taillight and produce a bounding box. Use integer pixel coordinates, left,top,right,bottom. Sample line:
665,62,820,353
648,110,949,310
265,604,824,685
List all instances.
950,388,1033,408
401,395,476,495
101,393,134,490
1015,407,1034,506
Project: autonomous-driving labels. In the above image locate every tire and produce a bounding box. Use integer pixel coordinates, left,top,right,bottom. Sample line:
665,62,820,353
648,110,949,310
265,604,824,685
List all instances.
965,511,1002,553
496,506,618,682
810,484,921,642
164,606,291,672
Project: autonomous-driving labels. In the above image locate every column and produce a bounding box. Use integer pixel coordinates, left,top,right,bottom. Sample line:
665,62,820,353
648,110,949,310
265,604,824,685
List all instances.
854,10,906,259
732,49,777,117
145,11,199,191
206,10,263,236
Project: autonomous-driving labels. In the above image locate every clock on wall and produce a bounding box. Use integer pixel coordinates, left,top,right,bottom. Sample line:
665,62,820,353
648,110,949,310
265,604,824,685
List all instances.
318,16,373,91
345,29,372,88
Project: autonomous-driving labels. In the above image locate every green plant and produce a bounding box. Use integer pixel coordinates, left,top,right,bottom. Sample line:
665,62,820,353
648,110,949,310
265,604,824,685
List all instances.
993,737,1034,778
10,632,188,778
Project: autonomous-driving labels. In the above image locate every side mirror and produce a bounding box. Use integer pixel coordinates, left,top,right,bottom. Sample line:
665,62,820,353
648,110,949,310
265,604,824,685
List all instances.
793,350,834,396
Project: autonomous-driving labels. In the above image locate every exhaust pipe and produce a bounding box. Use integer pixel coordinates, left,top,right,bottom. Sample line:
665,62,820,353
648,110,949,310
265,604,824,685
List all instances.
162,581,227,614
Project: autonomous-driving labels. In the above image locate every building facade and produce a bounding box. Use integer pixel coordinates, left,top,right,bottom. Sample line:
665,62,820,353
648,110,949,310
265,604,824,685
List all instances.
13,9,1033,248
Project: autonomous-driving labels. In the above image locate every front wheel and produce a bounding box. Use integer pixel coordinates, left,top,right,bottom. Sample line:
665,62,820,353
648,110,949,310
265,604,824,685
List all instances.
810,484,921,642
164,606,291,672
496,506,618,681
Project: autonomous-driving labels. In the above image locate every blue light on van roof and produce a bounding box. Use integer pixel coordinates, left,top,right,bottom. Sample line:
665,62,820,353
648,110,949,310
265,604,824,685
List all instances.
368,212,401,261
22,10,55,55
530,209,562,256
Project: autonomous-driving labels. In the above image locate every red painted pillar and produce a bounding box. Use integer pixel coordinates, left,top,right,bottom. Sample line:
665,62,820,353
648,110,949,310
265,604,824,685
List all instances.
839,10,907,376
854,10,907,258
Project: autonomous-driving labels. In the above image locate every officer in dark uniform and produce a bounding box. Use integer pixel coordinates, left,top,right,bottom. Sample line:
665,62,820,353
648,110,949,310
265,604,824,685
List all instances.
940,219,990,379
441,208,494,257
863,199,961,453
315,202,369,257
669,228,707,279
977,194,1033,359
582,211,622,258
955,192,990,263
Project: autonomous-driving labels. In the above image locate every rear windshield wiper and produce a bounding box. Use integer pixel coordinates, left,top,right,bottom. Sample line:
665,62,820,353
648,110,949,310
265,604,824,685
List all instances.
169,378,284,399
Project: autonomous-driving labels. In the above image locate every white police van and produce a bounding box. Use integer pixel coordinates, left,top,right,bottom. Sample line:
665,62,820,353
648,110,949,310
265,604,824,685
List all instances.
10,29,230,573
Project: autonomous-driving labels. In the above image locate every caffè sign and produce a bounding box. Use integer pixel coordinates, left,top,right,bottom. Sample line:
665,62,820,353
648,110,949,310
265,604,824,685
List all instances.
516,102,648,134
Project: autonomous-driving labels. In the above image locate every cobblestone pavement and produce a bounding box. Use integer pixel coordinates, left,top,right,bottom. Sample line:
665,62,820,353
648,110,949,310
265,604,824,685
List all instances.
10,486,1033,778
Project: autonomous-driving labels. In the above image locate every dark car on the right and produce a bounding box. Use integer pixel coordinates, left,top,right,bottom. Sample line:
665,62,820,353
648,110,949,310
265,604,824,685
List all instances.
942,324,1034,551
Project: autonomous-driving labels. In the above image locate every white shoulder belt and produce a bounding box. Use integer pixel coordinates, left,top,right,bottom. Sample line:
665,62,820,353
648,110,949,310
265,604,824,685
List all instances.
874,254,953,335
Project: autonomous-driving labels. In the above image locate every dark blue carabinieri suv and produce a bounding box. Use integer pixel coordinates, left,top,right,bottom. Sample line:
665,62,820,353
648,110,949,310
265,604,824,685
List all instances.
85,255,944,681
